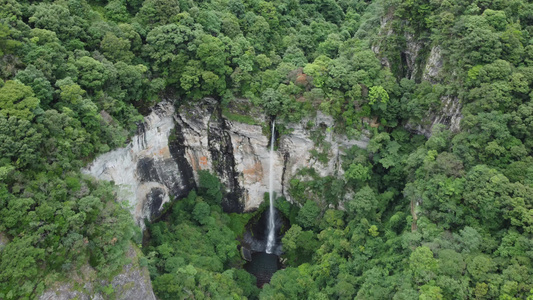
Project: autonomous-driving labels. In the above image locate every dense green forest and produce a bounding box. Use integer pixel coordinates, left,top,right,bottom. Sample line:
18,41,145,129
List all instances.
2,0,533,298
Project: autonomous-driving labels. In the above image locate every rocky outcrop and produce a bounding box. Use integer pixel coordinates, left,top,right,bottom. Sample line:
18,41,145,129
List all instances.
372,11,462,137
0,232,8,251
403,32,424,80
175,99,245,212
371,11,393,70
423,46,443,83
176,98,370,212
85,98,370,220
83,101,195,228
80,98,369,299
406,95,462,137
39,245,156,300
405,46,462,137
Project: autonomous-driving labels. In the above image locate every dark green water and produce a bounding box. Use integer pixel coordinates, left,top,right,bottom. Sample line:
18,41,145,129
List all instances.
244,252,280,287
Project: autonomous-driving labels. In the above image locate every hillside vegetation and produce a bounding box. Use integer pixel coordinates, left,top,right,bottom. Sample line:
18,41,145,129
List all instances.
2,0,533,298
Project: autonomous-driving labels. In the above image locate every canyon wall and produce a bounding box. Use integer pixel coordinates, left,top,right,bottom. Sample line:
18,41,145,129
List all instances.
84,98,369,226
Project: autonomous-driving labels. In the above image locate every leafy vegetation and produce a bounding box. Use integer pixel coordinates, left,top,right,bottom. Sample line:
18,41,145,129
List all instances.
2,0,533,298
144,180,260,299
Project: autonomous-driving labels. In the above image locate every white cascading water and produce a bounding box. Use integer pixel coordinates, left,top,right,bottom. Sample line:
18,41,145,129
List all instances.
265,121,276,254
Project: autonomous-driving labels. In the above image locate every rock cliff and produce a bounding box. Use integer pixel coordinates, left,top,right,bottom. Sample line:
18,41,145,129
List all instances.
85,98,369,225
372,14,463,137
175,98,369,212
83,101,194,228
81,98,369,299
39,245,156,300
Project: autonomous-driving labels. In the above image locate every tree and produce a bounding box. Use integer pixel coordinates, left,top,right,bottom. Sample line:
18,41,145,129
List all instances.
369,85,389,105
348,186,377,220
297,200,321,229
74,56,109,92
15,65,53,108
144,23,193,77
303,55,331,88
419,284,443,300
259,87,284,115
105,0,130,23
0,115,41,168
100,32,134,63
437,249,465,278
192,202,211,225
0,236,45,297
0,23,21,56
409,246,438,285
28,3,86,41
136,0,180,26
345,163,371,182
114,62,148,102
0,81,39,120
198,170,223,205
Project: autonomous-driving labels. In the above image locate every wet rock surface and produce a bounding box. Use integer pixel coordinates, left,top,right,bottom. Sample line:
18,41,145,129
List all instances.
0,232,8,251
242,208,286,256
405,95,462,137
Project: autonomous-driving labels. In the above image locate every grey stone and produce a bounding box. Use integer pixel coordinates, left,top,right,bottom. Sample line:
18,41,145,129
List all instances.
405,95,462,138
39,245,155,300
85,98,371,215
83,101,194,229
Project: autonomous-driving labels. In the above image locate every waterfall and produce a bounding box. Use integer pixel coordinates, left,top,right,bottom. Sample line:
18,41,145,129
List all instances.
265,121,276,254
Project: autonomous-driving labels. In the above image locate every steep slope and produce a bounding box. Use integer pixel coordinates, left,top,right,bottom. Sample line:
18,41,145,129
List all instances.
85,98,369,225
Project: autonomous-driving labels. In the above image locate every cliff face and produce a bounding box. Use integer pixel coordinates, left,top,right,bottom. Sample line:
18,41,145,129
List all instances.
372,15,463,138
81,99,369,300
39,245,156,300
175,98,369,212
83,101,195,228
85,98,369,225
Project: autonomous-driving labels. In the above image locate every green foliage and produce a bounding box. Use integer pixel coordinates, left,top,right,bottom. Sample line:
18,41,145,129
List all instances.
296,200,321,230
0,81,39,120
197,170,223,205
192,202,210,225
221,107,259,125
2,0,533,298
0,178,135,298
368,85,389,105
345,163,371,182
144,189,257,299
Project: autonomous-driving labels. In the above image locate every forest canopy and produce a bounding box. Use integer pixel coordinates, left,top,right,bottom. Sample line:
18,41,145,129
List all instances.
1,0,533,299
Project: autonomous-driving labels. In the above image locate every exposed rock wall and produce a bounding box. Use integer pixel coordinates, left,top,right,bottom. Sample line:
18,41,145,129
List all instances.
371,7,463,137
423,46,443,83
0,231,8,251
403,31,423,80
85,98,370,221
176,99,369,211
372,13,462,137
83,101,195,228
406,95,462,138
174,99,246,212
39,245,156,300
406,45,463,137
81,98,370,299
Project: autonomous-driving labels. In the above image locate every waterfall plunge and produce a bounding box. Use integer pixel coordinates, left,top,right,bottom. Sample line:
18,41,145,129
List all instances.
265,122,276,254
